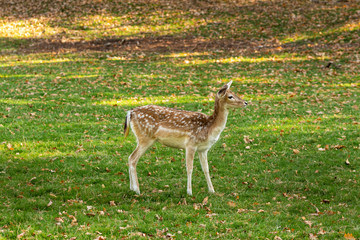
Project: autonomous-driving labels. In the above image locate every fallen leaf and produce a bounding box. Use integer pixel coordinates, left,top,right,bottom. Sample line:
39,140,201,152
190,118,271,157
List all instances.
94,236,106,240
227,201,236,207
17,231,26,239
155,214,163,221
7,143,14,150
156,228,168,237
243,135,254,144
237,208,247,213
303,219,312,228
317,228,326,235
344,233,356,240
55,217,64,223
68,215,77,226
293,149,300,154
178,198,187,205
202,196,209,206
193,203,201,210
309,233,318,240
117,209,128,214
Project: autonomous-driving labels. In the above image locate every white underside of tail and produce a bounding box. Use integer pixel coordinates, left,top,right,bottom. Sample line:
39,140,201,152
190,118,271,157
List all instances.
126,110,131,125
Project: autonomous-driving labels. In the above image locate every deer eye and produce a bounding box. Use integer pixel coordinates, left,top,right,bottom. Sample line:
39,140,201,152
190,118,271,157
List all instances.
228,96,234,99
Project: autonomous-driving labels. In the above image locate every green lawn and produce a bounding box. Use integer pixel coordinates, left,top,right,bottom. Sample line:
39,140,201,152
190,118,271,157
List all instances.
1,0,360,239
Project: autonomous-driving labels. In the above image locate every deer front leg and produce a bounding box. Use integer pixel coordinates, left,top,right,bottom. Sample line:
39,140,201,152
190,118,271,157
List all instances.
198,150,215,193
128,139,154,194
185,147,196,196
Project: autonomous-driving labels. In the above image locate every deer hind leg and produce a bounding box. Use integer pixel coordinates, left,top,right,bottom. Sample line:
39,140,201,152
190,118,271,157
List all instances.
185,147,196,196
198,150,215,193
128,138,155,194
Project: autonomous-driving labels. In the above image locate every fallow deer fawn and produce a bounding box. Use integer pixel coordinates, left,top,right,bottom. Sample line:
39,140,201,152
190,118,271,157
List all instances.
124,81,247,195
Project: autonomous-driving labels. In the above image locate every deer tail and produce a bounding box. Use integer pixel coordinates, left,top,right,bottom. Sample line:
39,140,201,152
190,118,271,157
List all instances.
124,111,131,138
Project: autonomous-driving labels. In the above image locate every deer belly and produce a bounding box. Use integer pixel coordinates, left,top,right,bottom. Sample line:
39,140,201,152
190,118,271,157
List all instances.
154,127,189,149
158,137,187,149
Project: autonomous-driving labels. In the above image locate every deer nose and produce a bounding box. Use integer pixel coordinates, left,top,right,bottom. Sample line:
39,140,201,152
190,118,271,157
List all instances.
244,101,248,106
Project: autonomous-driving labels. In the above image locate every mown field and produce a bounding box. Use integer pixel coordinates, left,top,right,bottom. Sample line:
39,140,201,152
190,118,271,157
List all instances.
0,0,359,239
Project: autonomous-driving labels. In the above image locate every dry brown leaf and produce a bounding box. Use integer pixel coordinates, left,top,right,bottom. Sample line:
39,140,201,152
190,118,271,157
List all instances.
193,203,201,210
94,237,106,240
17,231,26,239
317,228,326,235
243,135,254,144
305,220,312,227
309,233,318,240
47,200,53,207
7,143,14,150
237,208,247,213
55,217,64,223
202,196,209,206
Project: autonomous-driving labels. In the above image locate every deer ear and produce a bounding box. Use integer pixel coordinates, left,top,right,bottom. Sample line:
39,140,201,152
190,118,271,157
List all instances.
218,80,232,97
227,80,232,88
217,86,227,97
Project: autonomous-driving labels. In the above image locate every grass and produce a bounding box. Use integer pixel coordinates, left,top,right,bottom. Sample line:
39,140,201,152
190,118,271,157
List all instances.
1,0,360,239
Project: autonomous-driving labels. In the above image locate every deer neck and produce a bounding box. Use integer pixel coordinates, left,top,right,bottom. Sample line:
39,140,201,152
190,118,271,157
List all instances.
208,98,229,138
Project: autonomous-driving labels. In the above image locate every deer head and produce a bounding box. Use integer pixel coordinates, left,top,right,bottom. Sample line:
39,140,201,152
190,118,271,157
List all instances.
216,80,248,109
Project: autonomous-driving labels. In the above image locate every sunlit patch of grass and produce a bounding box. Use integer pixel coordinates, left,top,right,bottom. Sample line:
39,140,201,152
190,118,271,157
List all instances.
0,74,36,78
0,10,207,42
96,95,210,108
338,20,360,32
71,13,207,39
330,82,360,88
0,55,101,67
0,58,74,67
0,18,62,39
0,98,35,105
160,52,210,58
281,20,360,44
177,53,330,66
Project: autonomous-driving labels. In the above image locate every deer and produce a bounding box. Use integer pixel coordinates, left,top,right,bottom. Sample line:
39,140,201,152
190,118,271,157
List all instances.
123,81,248,195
